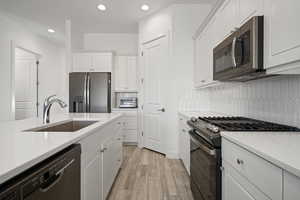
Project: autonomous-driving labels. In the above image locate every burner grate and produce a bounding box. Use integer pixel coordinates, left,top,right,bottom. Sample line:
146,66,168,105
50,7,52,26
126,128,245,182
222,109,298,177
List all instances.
197,116,300,132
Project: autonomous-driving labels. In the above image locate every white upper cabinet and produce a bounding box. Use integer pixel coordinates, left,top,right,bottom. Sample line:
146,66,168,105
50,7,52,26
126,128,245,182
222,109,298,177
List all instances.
216,0,238,42
114,56,138,92
265,0,300,71
194,16,218,88
237,0,263,25
72,52,113,72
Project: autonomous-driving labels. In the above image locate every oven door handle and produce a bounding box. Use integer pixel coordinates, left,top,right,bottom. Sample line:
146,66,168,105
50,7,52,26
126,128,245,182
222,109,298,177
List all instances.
232,36,237,68
190,134,216,156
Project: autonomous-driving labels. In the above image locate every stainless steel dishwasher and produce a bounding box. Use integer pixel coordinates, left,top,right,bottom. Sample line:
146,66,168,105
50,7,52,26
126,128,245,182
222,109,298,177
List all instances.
0,144,81,200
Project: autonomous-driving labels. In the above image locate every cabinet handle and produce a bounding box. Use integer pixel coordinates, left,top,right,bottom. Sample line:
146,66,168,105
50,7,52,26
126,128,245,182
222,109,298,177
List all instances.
90,68,95,72
201,80,206,83
117,138,121,141
100,147,107,153
236,158,244,165
118,122,121,125
182,129,186,132
180,118,183,121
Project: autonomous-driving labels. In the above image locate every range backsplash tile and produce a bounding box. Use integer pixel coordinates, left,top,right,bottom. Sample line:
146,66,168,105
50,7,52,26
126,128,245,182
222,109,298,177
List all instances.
206,76,300,127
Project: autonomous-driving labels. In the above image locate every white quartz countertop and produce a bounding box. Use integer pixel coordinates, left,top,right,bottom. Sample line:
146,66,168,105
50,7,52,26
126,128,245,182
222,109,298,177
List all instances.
222,131,300,178
0,113,122,185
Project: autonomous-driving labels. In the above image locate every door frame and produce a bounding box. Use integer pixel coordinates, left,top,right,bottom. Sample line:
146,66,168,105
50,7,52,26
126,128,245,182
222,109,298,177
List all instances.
138,32,171,154
10,40,42,120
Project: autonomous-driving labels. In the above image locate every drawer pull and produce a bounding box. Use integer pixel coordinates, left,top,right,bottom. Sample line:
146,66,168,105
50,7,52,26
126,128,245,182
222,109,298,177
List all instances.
237,158,244,165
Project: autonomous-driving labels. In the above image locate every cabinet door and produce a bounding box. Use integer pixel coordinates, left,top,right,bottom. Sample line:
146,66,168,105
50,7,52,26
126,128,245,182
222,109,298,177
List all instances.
127,56,138,91
102,138,116,199
283,171,300,200
194,17,216,88
266,0,300,69
216,0,238,41
92,53,112,72
223,170,256,200
83,153,102,200
73,53,92,72
115,56,128,91
238,0,263,25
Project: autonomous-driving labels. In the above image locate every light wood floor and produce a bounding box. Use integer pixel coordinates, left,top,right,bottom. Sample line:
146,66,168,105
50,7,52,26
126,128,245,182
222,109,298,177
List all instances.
107,146,194,200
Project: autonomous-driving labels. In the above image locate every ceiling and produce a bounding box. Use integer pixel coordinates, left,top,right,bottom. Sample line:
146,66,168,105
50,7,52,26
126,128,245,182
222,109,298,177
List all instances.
0,0,215,47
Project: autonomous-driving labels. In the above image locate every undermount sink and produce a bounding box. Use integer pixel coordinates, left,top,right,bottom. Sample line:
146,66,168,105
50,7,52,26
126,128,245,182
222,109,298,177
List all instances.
25,120,99,132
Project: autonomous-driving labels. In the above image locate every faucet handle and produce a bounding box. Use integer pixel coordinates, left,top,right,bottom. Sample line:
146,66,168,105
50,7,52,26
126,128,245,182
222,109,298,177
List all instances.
45,95,57,103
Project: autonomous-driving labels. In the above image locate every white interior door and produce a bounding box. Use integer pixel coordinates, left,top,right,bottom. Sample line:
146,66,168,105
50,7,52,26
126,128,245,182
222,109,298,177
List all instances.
142,36,169,154
15,48,37,120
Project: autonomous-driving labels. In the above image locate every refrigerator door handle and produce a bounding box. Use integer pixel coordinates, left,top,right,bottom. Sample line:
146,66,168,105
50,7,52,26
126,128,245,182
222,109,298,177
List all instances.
87,73,91,112
83,73,88,112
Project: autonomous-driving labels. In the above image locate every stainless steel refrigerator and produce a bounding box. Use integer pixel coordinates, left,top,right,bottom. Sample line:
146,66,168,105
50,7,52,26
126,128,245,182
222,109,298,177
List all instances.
69,72,111,113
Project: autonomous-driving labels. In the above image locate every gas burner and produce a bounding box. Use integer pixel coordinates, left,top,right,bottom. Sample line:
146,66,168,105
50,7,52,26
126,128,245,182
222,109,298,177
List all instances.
195,116,300,132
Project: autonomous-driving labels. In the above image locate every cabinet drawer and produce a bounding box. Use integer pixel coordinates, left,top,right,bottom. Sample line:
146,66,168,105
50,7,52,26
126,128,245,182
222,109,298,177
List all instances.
222,139,282,200
123,117,137,130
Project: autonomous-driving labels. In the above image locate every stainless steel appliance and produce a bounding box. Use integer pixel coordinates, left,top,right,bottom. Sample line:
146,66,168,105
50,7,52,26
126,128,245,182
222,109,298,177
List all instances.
69,72,111,113
213,16,267,81
187,116,300,200
0,144,81,200
119,97,138,108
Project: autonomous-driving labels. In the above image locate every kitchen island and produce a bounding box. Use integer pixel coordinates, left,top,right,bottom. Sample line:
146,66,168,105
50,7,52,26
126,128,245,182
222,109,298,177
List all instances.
0,113,123,200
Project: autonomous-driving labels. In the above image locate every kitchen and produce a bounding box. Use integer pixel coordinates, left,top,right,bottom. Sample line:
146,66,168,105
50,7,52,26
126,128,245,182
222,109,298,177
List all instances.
1,0,300,200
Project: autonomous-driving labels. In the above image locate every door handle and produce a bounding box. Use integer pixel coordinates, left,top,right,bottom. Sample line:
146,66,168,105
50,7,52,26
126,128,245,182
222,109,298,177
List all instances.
157,108,165,112
232,36,237,68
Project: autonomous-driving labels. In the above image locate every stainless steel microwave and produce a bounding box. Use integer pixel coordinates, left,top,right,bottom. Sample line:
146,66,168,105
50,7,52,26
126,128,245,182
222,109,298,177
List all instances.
213,16,268,81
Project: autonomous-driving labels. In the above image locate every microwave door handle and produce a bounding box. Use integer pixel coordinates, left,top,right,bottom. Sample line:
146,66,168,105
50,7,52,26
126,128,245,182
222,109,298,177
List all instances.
232,36,237,68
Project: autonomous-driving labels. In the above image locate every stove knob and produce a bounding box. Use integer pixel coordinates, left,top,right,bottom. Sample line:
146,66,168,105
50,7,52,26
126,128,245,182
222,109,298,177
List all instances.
191,117,198,122
207,124,220,133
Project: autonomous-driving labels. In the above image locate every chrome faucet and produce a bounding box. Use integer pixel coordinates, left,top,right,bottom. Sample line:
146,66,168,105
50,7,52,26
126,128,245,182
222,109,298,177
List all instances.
43,95,67,124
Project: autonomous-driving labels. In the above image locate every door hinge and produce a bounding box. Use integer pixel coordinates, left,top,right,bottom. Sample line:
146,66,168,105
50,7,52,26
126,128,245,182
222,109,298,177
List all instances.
141,52,144,56
142,132,144,136
141,78,144,84
141,105,144,110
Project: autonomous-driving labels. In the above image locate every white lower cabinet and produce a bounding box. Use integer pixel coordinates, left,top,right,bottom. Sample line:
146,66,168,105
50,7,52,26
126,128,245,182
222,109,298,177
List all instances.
102,137,117,199
222,138,283,200
178,114,190,174
222,161,269,200
83,153,102,200
283,171,300,200
80,118,123,200
113,110,138,143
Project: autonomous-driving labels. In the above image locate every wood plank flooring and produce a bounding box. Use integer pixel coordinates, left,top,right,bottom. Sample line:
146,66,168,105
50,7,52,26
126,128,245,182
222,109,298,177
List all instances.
107,146,194,200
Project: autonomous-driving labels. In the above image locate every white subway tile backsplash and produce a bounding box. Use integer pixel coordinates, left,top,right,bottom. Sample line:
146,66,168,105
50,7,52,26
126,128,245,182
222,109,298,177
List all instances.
204,76,300,127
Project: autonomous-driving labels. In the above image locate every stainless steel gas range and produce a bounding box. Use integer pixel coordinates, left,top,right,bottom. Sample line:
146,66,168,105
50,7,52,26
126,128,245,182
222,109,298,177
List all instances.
187,116,300,200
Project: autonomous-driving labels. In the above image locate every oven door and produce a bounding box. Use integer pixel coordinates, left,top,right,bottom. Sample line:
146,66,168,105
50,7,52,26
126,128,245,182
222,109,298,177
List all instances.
189,130,221,200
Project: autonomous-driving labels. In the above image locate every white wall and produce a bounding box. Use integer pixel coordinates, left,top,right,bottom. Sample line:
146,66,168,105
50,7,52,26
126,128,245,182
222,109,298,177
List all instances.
0,13,66,121
84,33,138,55
138,4,211,158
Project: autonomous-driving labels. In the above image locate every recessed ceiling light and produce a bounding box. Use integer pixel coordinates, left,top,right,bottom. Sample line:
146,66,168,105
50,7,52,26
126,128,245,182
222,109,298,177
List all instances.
97,4,106,11
141,4,150,11
47,29,55,33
